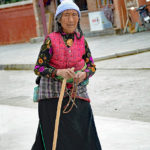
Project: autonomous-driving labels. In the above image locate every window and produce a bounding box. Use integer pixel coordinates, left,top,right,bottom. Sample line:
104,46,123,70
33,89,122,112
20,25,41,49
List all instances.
57,0,60,6
74,0,88,11
99,0,113,6
57,0,88,11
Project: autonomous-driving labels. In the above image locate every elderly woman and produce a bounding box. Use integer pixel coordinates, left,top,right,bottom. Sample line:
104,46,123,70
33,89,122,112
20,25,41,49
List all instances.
31,0,102,150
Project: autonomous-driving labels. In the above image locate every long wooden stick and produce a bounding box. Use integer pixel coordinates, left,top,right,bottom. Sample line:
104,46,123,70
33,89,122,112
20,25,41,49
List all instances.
52,79,67,150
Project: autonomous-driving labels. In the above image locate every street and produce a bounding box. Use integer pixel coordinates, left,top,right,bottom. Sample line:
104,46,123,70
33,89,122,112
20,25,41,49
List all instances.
0,32,150,150
0,51,150,122
91,51,150,122
0,31,150,65
0,51,150,150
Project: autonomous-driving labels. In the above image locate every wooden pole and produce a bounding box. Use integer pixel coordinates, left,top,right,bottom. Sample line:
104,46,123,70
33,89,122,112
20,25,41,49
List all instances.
52,79,67,150
96,0,100,10
54,0,57,12
123,0,129,33
38,0,48,37
121,6,125,28
48,13,54,34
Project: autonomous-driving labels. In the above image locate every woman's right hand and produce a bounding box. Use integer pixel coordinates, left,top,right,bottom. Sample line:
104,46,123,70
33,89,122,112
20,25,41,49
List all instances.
56,68,75,80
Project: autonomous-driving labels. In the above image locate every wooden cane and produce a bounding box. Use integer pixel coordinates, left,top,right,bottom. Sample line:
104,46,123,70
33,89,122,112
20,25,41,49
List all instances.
52,79,67,150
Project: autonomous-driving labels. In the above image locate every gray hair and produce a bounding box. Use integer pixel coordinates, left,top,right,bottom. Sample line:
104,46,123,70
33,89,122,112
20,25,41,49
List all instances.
55,13,62,32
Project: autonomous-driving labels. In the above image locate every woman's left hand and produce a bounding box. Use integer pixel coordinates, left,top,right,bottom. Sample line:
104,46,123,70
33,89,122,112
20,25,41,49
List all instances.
74,72,86,84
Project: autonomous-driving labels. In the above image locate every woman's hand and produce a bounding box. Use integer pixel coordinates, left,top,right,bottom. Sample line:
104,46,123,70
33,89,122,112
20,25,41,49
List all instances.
56,68,76,80
74,72,86,84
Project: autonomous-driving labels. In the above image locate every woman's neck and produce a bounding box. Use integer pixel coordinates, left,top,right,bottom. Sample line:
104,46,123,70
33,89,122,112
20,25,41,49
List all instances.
61,30,75,35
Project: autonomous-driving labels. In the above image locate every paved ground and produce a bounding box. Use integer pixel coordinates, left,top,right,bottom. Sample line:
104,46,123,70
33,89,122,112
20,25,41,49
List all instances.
87,31,150,58
0,70,37,108
0,31,150,65
0,105,150,150
0,31,150,150
0,52,150,122
96,51,150,69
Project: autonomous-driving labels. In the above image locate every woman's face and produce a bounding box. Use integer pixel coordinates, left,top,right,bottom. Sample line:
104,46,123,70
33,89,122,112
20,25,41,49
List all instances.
59,9,79,34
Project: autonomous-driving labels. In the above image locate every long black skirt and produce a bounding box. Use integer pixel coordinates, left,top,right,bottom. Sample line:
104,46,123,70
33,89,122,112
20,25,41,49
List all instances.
31,97,102,150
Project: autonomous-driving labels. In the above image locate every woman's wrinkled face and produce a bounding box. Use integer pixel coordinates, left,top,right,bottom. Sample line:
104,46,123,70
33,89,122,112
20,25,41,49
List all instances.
59,9,79,34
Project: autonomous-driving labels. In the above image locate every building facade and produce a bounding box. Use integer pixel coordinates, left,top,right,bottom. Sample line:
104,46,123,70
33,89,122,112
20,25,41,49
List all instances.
33,0,150,37
0,0,37,44
1,0,150,44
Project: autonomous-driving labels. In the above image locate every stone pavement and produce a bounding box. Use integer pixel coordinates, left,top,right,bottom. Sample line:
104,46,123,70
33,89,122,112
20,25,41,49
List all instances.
0,31,150,69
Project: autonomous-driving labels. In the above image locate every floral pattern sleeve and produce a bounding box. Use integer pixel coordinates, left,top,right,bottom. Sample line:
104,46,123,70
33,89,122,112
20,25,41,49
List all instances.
34,37,57,78
82,39,96,79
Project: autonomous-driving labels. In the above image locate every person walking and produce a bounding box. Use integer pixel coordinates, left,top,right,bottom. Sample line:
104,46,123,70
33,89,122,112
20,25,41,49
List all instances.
31,0,102,149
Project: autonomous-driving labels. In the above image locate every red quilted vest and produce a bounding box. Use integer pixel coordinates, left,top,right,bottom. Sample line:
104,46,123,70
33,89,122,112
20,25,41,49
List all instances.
49,32,85,72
